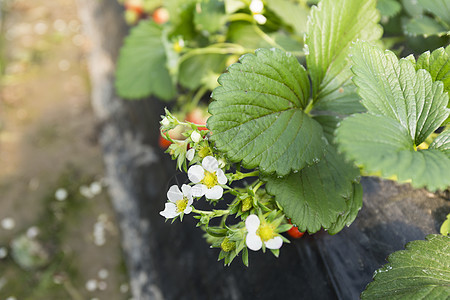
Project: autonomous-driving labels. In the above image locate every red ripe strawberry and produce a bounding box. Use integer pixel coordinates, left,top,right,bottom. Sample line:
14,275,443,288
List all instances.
287,226,304,239
287,219,304,239
125,1,144,15
153,7,169,24
185,108,208,131
159,135,172,149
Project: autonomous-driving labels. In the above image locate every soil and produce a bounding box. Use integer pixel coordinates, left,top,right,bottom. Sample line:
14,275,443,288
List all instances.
0,0,130,299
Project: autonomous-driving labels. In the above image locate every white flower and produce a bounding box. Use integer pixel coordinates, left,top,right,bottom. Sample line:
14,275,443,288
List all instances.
253,13,267,25
245,214,283,251
250,0,264,13
188,156,227,200
191,131,201,143
161,117,170,127
186,148,195,161
160,184,194,219
55,188,68,201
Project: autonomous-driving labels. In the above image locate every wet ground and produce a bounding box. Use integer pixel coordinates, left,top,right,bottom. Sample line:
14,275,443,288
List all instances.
0,0,130,299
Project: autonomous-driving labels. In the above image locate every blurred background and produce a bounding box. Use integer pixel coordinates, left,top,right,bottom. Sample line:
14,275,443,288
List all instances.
0,0,131,299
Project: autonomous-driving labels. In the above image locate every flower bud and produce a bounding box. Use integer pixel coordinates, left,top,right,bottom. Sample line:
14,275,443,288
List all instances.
220,237,236,252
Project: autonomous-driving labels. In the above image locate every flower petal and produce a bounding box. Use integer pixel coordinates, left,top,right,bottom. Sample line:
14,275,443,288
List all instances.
183,206,193,215
264,236,283,250
159,203,178,219
188,165,204,183
205,186,223,200
245,214,260,234
216,169,227,185
246,233,263,251
191,131,201,143
167,185,183,203
192,184,207,197
202,156,219,172
186,148,195,161
181,184,192,197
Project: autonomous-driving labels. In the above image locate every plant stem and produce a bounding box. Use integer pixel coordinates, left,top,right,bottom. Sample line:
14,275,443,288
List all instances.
304,100,314,115
192,207,230,217
179,44,249,65
229,170,260,183
252,180,264,194
187,86,208,111
252,24,285,51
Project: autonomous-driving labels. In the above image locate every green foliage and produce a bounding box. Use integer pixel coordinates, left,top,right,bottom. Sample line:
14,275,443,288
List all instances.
194,0,226,34
337,114,450,191
115,21,175,100
351,41,448,144
416,45,450,123
418,0,450,24
404,16,448,37
306,0,381,115
115,0,311,102
416,45,450,94
179,53,227,90
264,147,361,234
401,0,450,37
305,0,382,103
208,0,383,233
208,48,325,176
377,0,402,18
430,130,450,159
361,234,450,299
402,0,423,17
336,41,450,191
265,0,309,35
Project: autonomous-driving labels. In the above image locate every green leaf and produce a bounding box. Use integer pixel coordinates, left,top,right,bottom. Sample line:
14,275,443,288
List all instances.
227,23,269,50
402,0,424,17
361,234,450,300
377,0,402,18
305,0,382,101
418,0,450,24
403,16,448,37
351,41,449,145
327,182,363,235
416,45,450,94
225,0,245,14
313,114,341,144
265,0,310,35
336,113,450,191
264,146,361,234
312,80,366,115
194,0,227,34
179,54,227,90
208,48,326,175
430,130,450,159
115,21,175,100
166,0,197,40
270,32,304,53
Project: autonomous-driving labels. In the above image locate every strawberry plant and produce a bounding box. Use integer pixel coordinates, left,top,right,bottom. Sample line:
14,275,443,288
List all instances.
377,0,449,54
114,0,312,112
115,0,450,298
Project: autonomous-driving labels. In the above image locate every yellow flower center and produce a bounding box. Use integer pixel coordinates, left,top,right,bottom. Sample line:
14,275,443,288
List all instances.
257,222,275,242
175,198,188,213
220,237,236,252
202,171,218,189
198,146,212,158
173,41,183,53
